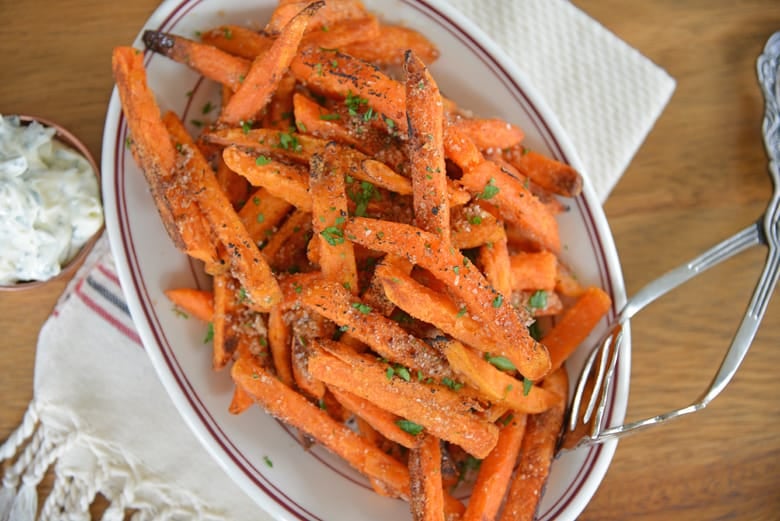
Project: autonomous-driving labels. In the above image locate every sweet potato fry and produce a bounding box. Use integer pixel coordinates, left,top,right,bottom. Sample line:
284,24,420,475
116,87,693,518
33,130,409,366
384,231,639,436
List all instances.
499,367,568,521
542,286,612,371
262,72,298,130
219,2,324,126
342,23,440,66
200,25,273,60
309,144,359,293
450,204,505,250
300,278,453,378
479,228,512,297
237,187,292,244
344,217,551,381
301,15,380,50
290,47,407,134
267,304,294,387
232,356,411,499
142,30,250,92
112,47,217,264
260,209,313,270
459,159,560,253
164,115,282,310
222,146,312,210
164,288,214,322
307,340,499,458
463,413,527,521
503,144,583,198
409,434,445,521
330,387,421,449
509,251,558,292
438,339,562,414
405,50,449,242
266,0,367,35
453,118,525,151
212,273,238,369
228,383,255,415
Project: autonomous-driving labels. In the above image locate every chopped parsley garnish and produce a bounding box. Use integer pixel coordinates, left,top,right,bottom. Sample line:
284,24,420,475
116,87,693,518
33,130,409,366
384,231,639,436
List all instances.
456,306,467,318
263,455,273,468
256,213,265,223
492,294,504,308
319,113,340,121
190,119,204,128
523,377,534,396
363,107,375,122
240,119,253,134
345,90,369,117
320,226,345,246
478,178,500,199
255,155,272,166
349,180,379,217
396,420,424,436
441,377,463,391
468,214,483,225
277,132,301,152
484,354,516,372
528,290,548,310
293,282,303,294
222,27,233,39
351,302,372,314
202,101,214,114
203,322,214,343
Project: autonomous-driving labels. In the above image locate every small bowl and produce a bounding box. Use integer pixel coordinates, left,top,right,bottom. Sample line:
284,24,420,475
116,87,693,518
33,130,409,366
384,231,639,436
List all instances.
0,115,104,292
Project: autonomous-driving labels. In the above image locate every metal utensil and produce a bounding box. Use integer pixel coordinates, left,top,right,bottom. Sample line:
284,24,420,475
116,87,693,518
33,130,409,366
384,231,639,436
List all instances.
560,31,780,452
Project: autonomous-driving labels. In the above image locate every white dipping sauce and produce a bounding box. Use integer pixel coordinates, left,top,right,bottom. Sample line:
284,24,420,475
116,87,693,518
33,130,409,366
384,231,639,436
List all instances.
0,115,103,284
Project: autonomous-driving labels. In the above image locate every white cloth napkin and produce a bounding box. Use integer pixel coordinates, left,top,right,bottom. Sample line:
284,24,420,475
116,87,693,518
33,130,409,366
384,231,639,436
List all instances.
0,1,675,520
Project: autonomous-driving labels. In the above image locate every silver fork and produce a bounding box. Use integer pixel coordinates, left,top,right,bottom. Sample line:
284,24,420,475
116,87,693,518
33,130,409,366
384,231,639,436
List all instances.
560,31,780,452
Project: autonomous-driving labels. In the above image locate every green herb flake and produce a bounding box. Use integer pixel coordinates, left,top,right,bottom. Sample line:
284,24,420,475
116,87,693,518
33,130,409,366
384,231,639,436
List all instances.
456,306,467,318
240,119,253,134
277,132,301,152
386,366,395,380
296,121,307,133
202,101,214,115
293,283,303,294
468,215,483,225
484,354,516,372
255,155,272,166
223,27,233,39
492,294,504,308
319,113,340,121
345,90,369,117
441,377,463,391
479,178,500,200
528,290,548,310
256,213,265,223
320,226,345,246
351,302,372,314
190,119,204,128
395,366,411,382
203,322,214,343
314,62,324,76
523,377,534,396
396,419,424,436
263,455,273,468
253,196,261,206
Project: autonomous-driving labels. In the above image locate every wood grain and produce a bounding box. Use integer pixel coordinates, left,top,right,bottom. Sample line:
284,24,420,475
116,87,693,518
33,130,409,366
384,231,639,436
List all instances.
1,1,779,520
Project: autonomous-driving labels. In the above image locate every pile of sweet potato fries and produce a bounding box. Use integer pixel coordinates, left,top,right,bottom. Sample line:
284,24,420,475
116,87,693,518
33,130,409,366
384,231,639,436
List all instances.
112,1,612,519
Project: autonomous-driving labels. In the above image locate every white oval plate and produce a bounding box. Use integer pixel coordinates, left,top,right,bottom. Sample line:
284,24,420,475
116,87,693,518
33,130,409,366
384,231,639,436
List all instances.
102,1,630,519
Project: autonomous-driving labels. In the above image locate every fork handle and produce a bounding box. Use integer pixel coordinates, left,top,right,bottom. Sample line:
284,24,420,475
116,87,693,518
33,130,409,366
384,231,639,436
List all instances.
619,222,762,323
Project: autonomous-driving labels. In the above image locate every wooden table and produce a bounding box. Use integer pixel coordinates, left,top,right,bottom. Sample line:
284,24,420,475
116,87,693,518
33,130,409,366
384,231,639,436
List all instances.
1,1,778,519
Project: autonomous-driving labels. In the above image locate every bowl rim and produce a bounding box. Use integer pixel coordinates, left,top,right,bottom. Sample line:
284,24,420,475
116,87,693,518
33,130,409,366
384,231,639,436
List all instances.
0,114,104,292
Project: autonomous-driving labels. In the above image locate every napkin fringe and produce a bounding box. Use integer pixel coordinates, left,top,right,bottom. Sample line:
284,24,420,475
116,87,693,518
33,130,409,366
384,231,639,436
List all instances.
1,402,227,521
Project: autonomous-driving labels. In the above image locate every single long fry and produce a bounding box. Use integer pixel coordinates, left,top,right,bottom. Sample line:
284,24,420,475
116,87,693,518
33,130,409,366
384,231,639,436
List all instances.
266,0,367,35
405,50,449,242
509,251,558,291
329,387,421,449
453,118,525,151
290,47,407,133
111,47,217,263
463,413,527,521
344,217,551,381
142,30,249,91
200,24,273,59
543,286,612,371
438,339,562,414
503,144,583,198
409,434,445,521
479,228,512,297
309,144,359,293
223,146,312,210
300,278,453,378
307,342,499,458
499,367,568,521
164,288,213,322
232,356,412,499
342,23,440,66
219,2,324,125
237,187,292,243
